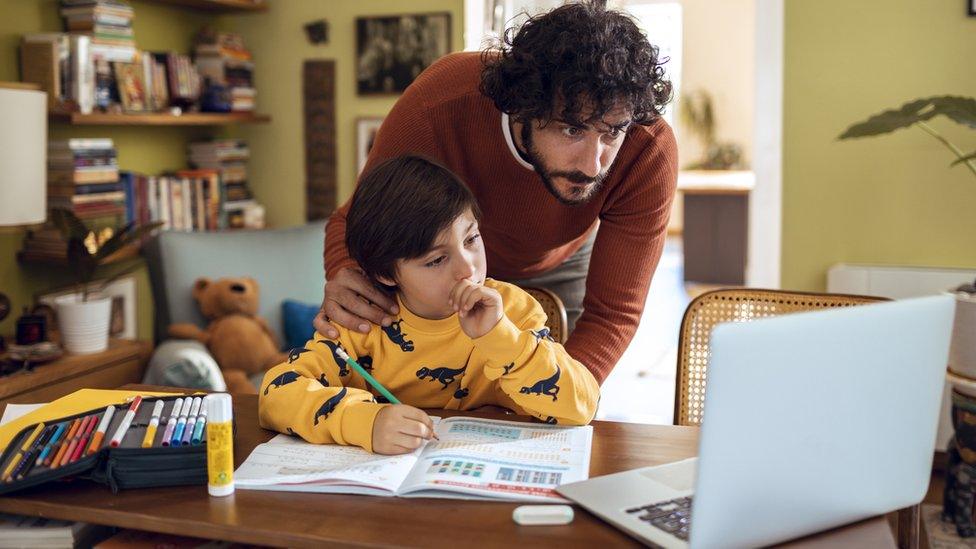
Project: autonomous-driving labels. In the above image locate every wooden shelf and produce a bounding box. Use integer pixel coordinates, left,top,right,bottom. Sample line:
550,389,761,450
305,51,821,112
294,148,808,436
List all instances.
145,0,267,12
17,242,142,267
49,111,271,126
0,339,151,405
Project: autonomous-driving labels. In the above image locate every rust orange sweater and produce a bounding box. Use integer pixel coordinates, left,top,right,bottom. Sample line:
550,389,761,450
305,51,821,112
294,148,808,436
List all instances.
325,52,678,383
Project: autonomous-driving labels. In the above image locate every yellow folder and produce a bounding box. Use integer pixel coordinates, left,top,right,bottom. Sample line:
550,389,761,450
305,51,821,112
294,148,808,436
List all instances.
0,389,193,451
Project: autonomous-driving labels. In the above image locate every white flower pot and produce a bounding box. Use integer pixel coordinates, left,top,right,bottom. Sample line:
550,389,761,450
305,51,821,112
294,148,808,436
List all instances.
55,294,111,354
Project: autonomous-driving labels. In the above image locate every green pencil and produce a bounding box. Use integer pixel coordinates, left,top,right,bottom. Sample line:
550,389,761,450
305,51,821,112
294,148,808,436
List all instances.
334,346,401,404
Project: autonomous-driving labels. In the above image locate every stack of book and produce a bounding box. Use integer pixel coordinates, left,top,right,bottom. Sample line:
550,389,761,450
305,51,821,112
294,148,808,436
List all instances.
60,0,136,63
193,29,255,111
188,140,264,229
0,513,109,548
48,138,123,220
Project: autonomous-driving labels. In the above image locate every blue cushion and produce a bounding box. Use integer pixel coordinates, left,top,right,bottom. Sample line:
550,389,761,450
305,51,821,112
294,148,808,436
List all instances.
282,300,320,350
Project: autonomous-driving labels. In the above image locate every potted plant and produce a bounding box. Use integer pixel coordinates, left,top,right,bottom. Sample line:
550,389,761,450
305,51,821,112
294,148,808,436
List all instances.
839,95,976,379
50,208,161,354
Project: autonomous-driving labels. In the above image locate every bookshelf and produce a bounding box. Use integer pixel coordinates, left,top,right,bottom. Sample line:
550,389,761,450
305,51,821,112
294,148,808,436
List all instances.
147,0,268,12
49,111,270,126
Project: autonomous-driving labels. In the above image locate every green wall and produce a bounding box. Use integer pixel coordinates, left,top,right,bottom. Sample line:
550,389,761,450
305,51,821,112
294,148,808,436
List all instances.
226,1,464,227
782,0,976,290
0,0,463,339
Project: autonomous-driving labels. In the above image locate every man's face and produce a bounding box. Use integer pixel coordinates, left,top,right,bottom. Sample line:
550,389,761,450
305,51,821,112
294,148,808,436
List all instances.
520,104,633,206
379,209,487,320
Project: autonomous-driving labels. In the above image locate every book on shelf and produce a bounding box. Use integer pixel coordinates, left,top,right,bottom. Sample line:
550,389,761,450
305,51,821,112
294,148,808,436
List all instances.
193,29,255,112
0,513,110,549
20,34,70,108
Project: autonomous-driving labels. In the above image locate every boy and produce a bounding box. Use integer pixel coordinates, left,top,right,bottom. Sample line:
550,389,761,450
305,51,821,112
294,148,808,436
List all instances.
259,156,600,455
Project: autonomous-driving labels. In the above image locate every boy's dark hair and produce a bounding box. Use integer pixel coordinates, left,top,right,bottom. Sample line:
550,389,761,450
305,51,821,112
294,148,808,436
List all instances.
479,0,672,127
346,156,482,286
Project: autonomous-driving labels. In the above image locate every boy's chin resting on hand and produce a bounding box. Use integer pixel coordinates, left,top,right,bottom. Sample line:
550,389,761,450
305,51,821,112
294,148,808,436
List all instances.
451,279,503,339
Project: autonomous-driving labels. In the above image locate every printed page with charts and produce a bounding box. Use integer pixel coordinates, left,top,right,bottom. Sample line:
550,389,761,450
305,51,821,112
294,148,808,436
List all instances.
234,417,593,502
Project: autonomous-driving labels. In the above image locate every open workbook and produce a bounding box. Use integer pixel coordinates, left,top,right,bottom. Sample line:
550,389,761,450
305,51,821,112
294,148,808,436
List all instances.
234,416,593,502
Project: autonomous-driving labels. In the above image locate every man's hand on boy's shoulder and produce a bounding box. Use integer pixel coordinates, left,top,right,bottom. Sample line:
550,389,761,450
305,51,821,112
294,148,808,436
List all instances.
451,279,503,339
315,267,400,338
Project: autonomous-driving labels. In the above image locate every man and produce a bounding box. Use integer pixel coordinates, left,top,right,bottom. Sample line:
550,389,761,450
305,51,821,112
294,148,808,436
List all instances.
315,0,677,384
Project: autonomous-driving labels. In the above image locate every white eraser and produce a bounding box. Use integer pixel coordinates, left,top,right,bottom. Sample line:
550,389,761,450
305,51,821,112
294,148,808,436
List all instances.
512,504,574,526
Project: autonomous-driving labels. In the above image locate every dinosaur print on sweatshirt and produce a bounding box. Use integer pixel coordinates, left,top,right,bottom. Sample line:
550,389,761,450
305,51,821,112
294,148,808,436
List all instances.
264,371,301,395
416,365,466,389
531,327,554,342
382,320,414,352
317,339,350,376
520,365,561,401
287,347,312,364
313,388,347,425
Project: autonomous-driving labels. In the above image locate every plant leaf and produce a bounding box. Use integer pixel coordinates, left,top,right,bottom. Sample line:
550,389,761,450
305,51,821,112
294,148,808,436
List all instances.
94,221,163,261
929,96,976,129
50,208,90,241
838,98,940,139
67,238,97,285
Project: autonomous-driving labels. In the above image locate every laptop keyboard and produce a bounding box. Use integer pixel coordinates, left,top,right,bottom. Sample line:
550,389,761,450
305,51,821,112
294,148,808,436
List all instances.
625,496,692,541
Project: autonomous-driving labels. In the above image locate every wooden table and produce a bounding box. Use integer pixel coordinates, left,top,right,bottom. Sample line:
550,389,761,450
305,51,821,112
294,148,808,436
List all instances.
0,385,895,548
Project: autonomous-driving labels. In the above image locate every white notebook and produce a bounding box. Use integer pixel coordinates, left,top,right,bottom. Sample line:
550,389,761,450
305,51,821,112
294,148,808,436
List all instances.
234,416,593,502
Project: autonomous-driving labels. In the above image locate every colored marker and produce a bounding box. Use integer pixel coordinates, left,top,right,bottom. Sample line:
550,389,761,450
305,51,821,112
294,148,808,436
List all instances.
14,425,56,480
50,418,82,467
57,415,93,467
170,397,192,446
2,423,45,481
109,395,143,448
69,415,99,464
190,401,208,445
180,398,202,446
335,347,440,440
36,422,68,466
86,405,116,456
160,398,184,447
141,400,165,448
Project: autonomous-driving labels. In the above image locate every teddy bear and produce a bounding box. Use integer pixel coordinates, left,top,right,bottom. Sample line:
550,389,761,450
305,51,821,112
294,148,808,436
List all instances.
168,276,287,394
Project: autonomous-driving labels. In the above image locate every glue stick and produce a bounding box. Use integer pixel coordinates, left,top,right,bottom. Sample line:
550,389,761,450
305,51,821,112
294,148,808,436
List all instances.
205,393,234,497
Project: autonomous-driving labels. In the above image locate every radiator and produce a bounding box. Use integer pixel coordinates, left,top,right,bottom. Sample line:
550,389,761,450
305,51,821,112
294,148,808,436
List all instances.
828,263,976,451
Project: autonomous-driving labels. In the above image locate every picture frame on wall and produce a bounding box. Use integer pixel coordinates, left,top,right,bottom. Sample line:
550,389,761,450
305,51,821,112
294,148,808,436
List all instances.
970,0,976,16
37,274,138,340
112,61,148,112
356,117,384,175
356,13,451,95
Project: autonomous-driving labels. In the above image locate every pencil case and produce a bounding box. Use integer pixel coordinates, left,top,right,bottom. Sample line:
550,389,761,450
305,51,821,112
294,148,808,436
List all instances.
0,395,223,495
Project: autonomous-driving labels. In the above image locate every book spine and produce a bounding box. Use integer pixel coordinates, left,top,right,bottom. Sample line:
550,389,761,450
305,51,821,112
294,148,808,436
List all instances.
68,34,94,114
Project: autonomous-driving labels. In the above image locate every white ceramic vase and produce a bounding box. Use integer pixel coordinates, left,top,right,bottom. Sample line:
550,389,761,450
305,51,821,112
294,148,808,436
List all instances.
55,293,111,354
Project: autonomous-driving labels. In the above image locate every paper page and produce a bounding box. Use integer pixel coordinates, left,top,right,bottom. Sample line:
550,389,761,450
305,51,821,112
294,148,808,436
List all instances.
234,417,442,494
0,404,46,426
398,417,593,502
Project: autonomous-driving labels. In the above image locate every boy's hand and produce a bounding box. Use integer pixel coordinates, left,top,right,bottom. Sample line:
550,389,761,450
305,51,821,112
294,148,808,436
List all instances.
315,268,398,338
372,404,435,455
451,279,503,339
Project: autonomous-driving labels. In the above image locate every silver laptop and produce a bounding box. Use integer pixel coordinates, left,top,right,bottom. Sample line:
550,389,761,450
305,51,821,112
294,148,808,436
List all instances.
558,295,955,548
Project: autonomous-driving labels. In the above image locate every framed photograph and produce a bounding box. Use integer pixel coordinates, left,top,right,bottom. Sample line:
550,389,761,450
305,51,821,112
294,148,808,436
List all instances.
356,13,451,95
971,0,976,16
37,275,138,340
112,61,148,112
356,117,384,175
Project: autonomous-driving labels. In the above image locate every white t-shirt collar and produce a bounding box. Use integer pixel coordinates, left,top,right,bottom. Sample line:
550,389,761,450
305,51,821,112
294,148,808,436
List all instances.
501,112,535,171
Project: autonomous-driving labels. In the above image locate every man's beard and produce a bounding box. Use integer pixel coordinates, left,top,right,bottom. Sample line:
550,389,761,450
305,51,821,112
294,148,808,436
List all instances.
521,123,606,206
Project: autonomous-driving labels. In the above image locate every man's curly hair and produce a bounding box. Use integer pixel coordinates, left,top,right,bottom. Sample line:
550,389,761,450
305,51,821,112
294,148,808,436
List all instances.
480,0,672,127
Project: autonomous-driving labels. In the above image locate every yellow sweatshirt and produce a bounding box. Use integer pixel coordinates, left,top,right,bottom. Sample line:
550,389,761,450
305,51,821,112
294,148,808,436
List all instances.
259,279,600,452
